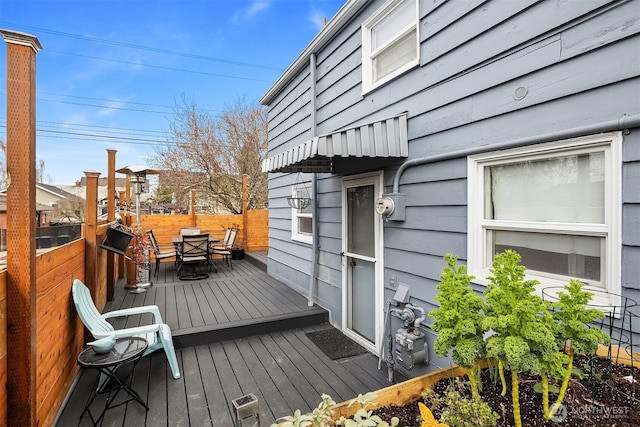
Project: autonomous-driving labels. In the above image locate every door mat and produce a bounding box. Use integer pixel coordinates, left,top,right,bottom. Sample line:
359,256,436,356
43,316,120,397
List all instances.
306,328,368,360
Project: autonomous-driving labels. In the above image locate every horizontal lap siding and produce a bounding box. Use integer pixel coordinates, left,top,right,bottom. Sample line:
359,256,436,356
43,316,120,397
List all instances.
264,0,640,331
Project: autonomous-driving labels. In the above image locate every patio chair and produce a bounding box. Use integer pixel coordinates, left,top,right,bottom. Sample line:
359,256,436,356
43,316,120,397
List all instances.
71,278,181,379
211,227,237,269
177,233,211,280
147,230,177,277
212,228,233,251
179,227,201,236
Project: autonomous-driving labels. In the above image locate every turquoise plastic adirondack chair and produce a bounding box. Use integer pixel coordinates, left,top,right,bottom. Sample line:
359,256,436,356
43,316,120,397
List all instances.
72,279,181,379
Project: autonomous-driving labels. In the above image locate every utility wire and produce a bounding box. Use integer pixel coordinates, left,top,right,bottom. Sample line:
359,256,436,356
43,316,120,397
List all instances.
47,50,274,83
0,118,167,136
0,22,283,71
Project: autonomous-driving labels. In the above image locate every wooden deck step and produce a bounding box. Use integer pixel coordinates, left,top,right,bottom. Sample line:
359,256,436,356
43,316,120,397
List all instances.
106,257,326,349
244,250,268,271
172,306,328,349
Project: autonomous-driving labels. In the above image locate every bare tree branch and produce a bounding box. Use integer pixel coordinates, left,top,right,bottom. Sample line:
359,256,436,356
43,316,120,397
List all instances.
151,97,268,214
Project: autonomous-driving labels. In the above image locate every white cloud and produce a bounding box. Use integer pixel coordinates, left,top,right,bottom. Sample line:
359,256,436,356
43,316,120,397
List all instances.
247,0,270,17
232,0,271,24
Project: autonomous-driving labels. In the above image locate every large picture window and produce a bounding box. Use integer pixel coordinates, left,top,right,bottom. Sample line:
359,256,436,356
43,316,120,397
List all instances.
362,0,419,93
467,133,622,304
291,184,313,244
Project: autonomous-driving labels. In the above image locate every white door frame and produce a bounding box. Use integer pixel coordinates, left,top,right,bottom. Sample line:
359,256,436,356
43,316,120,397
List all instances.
341,171,384,353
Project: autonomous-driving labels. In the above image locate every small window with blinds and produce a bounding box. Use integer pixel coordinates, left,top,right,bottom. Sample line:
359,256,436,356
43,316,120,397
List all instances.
362,0,419,93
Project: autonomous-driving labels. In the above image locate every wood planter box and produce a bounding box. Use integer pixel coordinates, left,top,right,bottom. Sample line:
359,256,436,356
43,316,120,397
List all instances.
276,343,639,425
275,364,473,425
331,364,470,420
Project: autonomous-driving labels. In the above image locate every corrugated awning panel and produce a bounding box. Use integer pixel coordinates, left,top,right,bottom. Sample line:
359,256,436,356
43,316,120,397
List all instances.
262,113,408,173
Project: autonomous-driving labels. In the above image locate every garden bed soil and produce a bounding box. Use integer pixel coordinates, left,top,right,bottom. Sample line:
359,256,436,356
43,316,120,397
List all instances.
371,355,639,426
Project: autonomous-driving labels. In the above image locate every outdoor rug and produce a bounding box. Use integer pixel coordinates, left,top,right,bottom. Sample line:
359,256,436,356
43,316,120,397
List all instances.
306,328,368,360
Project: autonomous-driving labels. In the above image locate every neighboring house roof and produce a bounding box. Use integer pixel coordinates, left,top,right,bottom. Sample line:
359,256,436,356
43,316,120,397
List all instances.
0,192,54,213
36,182,81,201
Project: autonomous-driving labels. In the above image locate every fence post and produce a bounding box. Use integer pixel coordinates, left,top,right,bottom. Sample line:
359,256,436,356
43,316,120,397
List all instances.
242,174,248,249
106,149,116,300
190,189,196,227
2,29,42,427
84,171,101,309
117,190,126,279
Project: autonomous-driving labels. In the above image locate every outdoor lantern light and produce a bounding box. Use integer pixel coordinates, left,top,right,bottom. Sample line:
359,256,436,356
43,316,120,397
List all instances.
231,393,259,426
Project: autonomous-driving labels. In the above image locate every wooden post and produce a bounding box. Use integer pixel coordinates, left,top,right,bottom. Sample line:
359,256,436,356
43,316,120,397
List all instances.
123,177,136,289
242,174,248,249
190,189,196,227
84,171,101,309
117,190,126,279
106,149,116,300
2,29,42,427
125,175,131,214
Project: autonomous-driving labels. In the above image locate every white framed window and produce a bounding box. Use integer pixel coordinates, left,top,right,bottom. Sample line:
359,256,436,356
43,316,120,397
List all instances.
291,184,313,244
362,0,419,93
467,132,622,306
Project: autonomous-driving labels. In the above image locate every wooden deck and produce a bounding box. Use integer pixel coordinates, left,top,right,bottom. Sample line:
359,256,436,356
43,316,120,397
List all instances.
55,253,402,426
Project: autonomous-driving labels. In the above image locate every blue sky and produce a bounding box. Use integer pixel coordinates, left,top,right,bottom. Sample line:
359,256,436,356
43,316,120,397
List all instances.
0,0,345,184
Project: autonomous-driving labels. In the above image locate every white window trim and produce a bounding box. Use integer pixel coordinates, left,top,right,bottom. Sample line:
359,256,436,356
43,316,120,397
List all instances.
291,183,313,244
361,0,419,94
467,132,622,309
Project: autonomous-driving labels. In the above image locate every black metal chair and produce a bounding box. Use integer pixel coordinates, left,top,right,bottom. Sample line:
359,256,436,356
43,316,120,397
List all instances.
147,230,177,277
177,233,211,280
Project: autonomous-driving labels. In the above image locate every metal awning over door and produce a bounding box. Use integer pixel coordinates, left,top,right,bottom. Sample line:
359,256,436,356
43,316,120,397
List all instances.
261,113,408,173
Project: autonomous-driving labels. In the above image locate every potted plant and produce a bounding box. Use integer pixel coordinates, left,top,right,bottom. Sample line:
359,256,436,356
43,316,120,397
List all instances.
117,222,152,290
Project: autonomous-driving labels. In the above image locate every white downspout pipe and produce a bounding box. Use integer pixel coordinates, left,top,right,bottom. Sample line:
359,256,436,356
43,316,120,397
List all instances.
308,52,319,306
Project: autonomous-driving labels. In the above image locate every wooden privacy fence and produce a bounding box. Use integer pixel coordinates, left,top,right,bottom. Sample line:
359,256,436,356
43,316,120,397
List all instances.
0,208,269,427
140,210,269,252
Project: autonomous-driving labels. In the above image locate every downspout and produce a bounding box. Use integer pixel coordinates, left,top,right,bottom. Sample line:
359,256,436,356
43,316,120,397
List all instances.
393,114,640,193
308,52,319,306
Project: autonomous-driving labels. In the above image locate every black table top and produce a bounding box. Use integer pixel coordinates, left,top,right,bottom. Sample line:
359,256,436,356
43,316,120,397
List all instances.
78,337,147,368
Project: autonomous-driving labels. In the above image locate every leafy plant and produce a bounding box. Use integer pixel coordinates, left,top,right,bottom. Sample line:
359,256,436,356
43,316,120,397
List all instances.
274,393,398,427
337,393,399,427
482,250,559,427
429,254,486,399
547,280,610,419
421,383,499,427
273,393,335,427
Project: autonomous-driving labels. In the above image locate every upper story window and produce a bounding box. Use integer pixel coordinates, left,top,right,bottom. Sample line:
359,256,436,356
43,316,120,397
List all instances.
362,0,419,93
291,184,313,244
467,132,622,307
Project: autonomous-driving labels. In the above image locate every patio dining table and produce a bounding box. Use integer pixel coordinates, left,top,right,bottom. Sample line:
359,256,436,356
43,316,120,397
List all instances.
172,235,220,244
173,234,221,276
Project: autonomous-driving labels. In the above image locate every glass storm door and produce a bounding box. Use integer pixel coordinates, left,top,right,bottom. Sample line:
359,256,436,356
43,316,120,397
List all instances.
342,173,383,351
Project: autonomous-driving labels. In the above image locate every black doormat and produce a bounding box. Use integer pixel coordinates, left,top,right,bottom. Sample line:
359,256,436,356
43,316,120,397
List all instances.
306,328,368,360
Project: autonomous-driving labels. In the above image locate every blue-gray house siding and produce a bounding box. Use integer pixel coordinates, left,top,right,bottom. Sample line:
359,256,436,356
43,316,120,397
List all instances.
261,0,640,374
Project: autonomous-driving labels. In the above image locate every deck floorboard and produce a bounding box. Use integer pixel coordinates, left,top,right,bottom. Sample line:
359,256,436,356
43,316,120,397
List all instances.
56,254,405,426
